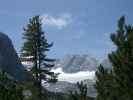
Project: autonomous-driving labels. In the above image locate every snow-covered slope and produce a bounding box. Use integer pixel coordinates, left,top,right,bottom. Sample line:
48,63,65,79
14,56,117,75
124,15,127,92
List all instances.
51,67,95,83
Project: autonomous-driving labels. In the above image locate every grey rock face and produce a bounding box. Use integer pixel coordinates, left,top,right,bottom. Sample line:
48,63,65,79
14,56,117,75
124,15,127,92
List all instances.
0,32,32,82
45,80,96,97
45,81,76,93
54,54,98,73
83,79,97,97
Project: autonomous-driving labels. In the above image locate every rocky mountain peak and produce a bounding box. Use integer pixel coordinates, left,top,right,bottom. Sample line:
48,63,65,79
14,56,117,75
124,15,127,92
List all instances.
54,54,98,73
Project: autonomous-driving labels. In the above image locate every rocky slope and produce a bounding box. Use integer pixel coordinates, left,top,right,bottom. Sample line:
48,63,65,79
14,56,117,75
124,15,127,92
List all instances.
53,55,98,73
44,55,98,97
0,32,32,82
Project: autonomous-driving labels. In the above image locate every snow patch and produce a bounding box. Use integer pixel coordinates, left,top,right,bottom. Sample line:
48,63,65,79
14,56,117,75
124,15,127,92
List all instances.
51,68,95,83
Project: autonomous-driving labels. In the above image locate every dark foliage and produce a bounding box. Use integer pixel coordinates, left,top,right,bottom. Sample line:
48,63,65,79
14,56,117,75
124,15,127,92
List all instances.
95,16,133,100
0,71,23,100
21,16,58,100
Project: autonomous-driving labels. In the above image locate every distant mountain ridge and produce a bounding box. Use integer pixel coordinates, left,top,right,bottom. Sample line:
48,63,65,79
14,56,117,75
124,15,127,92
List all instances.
53,54,98,73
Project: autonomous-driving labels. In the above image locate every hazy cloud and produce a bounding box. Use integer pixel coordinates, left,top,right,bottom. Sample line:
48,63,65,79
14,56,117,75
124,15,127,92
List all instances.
41,13,72,29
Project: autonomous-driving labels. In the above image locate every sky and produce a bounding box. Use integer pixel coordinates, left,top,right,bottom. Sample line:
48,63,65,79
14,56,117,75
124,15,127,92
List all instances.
0,0,133,60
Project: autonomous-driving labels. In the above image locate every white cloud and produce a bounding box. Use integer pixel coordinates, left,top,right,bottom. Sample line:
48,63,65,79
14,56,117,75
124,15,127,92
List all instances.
41,13,72,29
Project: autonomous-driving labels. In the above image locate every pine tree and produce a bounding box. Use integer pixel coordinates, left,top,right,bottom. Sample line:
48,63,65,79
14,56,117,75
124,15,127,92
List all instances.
95,65,118,100
21,16,57,100
108,16,133,100
95,16,133,100
95,65,108,100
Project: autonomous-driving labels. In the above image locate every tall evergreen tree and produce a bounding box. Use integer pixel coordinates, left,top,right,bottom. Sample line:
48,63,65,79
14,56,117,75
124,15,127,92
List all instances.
108,16,133,100
95,16,133,100
21,16,57,100
96,16,133,100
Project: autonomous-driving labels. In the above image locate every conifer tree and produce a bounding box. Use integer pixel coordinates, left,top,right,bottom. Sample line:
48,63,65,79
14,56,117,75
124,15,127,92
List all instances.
108,16,133,100
95,65,117,100
96,16,133,100
21,16,57,100
95,65,108,100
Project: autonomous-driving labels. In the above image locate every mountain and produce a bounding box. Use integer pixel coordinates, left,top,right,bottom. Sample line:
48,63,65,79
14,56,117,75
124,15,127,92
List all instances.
44,55,98,97
0,32,32,82
51,54,98,83
53,54,98,73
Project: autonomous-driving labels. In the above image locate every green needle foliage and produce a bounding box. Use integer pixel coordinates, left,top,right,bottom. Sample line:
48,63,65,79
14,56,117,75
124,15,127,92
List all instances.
95,65,117,100
95,16,133,100
21,15,58,100
109,16,133,100
0,71,23,100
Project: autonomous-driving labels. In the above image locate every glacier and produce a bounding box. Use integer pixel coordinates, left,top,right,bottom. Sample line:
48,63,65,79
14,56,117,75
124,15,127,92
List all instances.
51,67,95,83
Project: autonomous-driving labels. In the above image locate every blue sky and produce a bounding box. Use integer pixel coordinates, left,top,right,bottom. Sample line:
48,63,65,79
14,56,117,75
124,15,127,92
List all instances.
0,0,133,60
